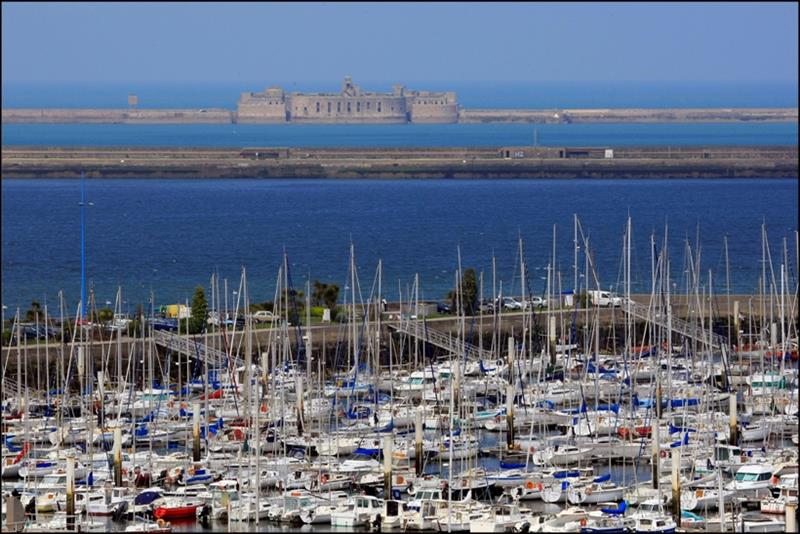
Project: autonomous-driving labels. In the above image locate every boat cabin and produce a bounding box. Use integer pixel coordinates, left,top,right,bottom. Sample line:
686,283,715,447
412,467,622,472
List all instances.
748,373,787,395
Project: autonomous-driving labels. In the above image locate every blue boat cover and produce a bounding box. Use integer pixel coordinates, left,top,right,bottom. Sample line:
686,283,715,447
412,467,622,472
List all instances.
601,501,627,515
553,470,580,479
134,490,162,505
593,473,611,483
500,461,527,469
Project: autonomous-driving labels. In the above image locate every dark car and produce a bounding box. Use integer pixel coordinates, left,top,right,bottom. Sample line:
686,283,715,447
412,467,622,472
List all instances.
148,317,178,332
21,324,61,340
436,302,452,314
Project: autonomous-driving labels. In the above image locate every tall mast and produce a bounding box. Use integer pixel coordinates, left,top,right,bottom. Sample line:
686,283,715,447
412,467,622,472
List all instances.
80,171,87,322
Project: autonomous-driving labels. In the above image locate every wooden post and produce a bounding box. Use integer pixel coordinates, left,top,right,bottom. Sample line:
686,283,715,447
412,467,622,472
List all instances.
415,407,423,476
66,455,75,531
671,448,681,527
786,501,798,533
193,402,201,462
651,423,660,489
113,427,123,487
383,435,392,499
729,392,738,445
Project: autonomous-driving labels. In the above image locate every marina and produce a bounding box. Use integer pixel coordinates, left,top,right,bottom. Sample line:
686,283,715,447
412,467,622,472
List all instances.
2,218,798,532
2,3,798,532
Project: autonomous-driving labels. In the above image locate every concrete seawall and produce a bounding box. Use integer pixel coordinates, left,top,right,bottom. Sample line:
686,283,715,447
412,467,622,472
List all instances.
2,145,797,179
2,107,797,124
1,108,233,124
458,107,799,123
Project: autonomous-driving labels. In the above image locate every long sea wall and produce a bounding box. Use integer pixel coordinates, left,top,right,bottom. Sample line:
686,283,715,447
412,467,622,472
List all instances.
1,145,797,179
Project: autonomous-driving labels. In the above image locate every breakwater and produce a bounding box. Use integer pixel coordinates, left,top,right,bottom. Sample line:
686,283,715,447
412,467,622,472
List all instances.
2,106,797,124
2,145,797,179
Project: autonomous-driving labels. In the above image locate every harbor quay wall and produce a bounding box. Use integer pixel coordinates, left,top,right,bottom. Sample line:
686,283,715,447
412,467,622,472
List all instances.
2,145,797,179
2,107,796,124
0,295,784,384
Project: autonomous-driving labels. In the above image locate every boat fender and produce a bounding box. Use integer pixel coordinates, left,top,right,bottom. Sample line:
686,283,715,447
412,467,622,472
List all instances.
585,487,593,495
660,450,667,458
321,473,329,484
396,475,404,484
157,519,166,527
580,518,587,526
771,476,779,485
526,481,535,490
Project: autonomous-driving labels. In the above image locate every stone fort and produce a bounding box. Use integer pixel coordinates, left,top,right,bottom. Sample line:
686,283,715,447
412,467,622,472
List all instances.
237,76,458,123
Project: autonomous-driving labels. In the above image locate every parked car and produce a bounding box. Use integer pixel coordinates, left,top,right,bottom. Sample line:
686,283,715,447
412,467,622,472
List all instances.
436,302,451,314
148,317,178,332
587,290,622,307
207,311,245,328
251,310,279,323
107,314,132,332
531,296,547,308
503,297,524,310
479,300,495,313
20,324,61,340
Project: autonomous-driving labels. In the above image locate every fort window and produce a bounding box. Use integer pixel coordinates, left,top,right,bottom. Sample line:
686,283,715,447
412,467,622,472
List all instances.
377,102,382,112
316,102,320,113
347,103,351,113
337,102,341,112
357,102,361,112
303,106,308,113
366,102,370,110
328,102,332,113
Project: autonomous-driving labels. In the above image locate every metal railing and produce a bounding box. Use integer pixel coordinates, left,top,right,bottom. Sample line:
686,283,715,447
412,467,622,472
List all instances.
151,330,241,369
389,320,494,361
624,300,725,349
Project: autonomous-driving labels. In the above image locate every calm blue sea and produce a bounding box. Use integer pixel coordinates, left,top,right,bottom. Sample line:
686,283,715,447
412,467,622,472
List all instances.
3,81,798,109
2,178,797,310
3,122,798,148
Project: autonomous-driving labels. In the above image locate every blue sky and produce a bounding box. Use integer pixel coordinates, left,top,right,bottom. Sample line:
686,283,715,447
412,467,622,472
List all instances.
2,2,797,84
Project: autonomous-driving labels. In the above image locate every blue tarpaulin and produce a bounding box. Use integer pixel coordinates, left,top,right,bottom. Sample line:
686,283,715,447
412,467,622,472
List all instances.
593,473,611,483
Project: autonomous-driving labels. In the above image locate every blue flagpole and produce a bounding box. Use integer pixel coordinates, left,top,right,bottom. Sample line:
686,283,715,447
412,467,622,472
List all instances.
80,171,86,321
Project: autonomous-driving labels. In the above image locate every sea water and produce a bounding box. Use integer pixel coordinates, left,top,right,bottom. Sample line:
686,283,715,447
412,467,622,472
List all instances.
2,178,797,309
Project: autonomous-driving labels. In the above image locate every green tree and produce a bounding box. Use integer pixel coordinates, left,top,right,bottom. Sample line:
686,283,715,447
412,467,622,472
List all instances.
311,280,340,310
189,286,208,334
97,307,114,324
448,268,478,315
25,300,42,322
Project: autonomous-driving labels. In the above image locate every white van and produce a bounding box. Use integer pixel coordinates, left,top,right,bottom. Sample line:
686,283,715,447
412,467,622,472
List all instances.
587,290,622,307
